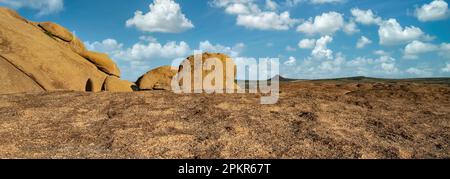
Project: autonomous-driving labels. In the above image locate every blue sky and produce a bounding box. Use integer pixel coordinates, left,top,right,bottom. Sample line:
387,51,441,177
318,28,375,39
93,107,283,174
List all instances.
1,0,450,81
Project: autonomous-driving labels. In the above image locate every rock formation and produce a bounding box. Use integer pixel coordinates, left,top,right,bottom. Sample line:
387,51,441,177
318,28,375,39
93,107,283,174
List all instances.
38,22,74,42
0,7,131,94
178,52,239,92
136,66,178,90
103,76,136,92
80,51,121,77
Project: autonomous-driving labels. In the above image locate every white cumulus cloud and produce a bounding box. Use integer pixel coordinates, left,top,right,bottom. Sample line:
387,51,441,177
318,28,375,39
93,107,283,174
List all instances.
265,0,278,10
297,11,345,35
298,38,316,49
312,35,333,60
126,0,194,33
212,0,299,30
350,8,382,25
0,0,64,16
356,36,372,48
85,39,124,54
378,18,429,45
237,11,298,30
284,56,297,66
198,41,245,57
415,0,449,22
343,20,360,35
403,40,439,59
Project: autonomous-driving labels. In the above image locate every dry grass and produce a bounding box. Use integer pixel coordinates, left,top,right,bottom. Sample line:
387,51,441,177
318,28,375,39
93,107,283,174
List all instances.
0,80,449,159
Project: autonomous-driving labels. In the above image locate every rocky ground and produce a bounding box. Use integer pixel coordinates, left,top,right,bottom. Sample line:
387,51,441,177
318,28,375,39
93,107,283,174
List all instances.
0,80,449,159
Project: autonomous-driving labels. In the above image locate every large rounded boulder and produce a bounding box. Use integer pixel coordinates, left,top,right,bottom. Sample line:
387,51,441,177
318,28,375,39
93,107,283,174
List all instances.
136,66,178,90
178,53,239,92
102,76,136,92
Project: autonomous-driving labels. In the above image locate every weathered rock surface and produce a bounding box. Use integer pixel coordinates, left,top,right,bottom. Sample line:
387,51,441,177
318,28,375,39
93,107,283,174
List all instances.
136,66,178,90
0,8,125,94
0,55,44,93
179,53,239,92
103,76,136,92
1,7,28,23
80,51,121,77
38,22,74,42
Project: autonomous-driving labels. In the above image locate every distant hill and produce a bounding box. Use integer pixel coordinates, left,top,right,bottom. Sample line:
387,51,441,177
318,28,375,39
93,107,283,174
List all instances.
237,75,450,84
268,75,298,82
313,76,450,84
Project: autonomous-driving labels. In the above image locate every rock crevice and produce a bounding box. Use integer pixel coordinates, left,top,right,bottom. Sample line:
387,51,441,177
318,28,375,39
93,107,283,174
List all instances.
0,7,133,94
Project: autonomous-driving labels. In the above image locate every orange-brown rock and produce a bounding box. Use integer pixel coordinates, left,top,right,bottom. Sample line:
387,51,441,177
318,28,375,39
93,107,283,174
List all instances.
80,51,121,77
38,22,74,42
136,66,178,90
0,8,108,93
69,36,87,55
102,76,136,92
0,7,28,23
178,53,239,91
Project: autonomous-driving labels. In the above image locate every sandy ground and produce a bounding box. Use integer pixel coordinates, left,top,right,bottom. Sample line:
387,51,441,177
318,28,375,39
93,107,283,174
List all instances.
0,80,449,159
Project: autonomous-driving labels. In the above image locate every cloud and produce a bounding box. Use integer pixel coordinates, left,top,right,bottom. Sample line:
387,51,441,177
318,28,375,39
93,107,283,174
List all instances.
442,63,450,72
121,41,191,61
356,36,372,49
380,62,399,73
403,40,439,59
318,52,345,73
284,0,301,7
85,37,249,81
298,38,316,49
0,0,64,16
265,0,278,10
198,41,245,57
285,45,297,51
345,55,400,76
126,0,194,33
311,35,333,60
378,18,430,45
85,38,191,80
350,8,382,25
406,67,433,76
138,36,158,43
85,39,124,54
222,1,260,15
310,0,345,4
440,43,450,58
373,50,389,56
415,0,449,22
343,20,360,35
212,0,299,30
284,56,297,66
297,11,345,35
237,11,299,30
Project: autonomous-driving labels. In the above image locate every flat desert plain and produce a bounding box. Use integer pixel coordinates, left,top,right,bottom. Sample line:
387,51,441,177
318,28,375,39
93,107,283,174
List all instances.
0,79,449,159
